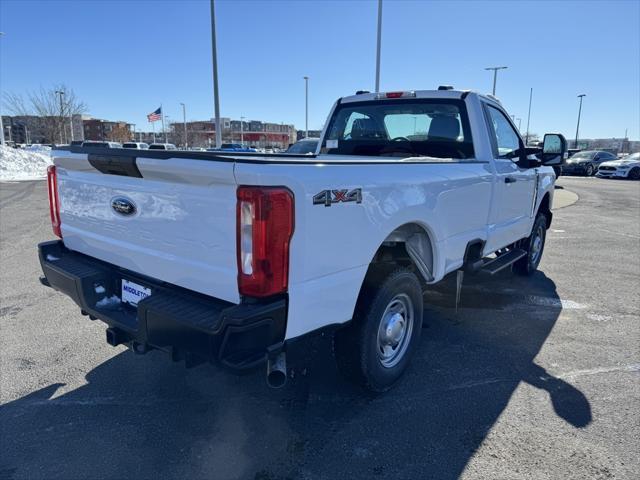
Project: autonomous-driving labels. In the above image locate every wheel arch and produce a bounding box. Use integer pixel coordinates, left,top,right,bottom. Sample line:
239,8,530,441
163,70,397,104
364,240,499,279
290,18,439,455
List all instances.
537,192,553,229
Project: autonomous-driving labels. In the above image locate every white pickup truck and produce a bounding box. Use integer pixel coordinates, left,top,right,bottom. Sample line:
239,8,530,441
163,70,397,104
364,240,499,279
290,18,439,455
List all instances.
39,88,566,391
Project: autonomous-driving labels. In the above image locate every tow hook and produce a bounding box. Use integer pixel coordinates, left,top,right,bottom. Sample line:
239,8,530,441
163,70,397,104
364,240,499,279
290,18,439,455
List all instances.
266,351,287,388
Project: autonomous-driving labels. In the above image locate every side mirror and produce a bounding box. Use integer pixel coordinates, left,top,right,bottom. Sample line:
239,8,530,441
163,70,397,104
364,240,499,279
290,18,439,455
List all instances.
541,133,567,166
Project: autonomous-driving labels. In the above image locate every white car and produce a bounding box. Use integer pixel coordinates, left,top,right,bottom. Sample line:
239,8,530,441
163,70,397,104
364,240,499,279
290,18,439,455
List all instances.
40,88,565,391
122,142,149,150
597,152,640,180
148,143,177,150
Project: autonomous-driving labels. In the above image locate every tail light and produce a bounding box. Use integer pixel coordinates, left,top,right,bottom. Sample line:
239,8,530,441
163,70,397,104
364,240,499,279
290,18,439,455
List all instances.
47,165,62,238
236,186,294,297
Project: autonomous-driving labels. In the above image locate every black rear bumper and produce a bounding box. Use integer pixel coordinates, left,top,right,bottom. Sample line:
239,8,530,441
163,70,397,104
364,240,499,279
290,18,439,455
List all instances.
38,240,287,371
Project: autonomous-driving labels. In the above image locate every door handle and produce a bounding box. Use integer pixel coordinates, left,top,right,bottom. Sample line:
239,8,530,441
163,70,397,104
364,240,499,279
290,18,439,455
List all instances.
505,177,517,183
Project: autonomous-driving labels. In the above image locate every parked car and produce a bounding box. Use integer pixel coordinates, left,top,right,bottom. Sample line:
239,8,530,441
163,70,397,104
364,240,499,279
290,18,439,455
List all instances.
122,142,149,150
70,140,84,146
148,143,177,150
561,150,617,176
596,152,640,180
41,88,566,392
81,141,122,149
285,138,320,155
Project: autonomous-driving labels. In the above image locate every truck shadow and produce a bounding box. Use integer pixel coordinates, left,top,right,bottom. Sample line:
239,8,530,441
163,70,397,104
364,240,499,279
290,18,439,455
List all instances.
1,271,590,480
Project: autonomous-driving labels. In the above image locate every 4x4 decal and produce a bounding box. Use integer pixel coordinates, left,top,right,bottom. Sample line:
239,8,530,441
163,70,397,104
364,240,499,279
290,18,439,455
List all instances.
313,188,362,207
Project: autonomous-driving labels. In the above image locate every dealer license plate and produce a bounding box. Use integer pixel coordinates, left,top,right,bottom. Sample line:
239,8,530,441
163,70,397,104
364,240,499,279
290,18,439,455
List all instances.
121,279,152,306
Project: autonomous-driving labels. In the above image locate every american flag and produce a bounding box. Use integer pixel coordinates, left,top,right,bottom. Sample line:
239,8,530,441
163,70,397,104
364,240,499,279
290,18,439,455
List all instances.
147,107,162,122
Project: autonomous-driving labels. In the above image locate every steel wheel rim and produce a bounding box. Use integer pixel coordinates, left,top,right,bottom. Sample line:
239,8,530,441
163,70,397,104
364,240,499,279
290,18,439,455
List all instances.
531,226,544,265
376,293,414,368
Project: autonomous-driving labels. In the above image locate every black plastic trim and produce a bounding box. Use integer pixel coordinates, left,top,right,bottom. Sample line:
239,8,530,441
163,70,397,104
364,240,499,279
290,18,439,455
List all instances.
88,154,142,177
38,240,287,371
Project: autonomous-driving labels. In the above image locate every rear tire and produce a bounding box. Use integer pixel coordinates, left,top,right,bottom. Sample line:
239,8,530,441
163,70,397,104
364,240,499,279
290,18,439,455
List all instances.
334,267,423,392
514,214,547,276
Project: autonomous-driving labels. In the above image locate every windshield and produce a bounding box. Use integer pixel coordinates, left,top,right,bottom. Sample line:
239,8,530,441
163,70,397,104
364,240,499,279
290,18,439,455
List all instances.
323,99,474,159
572,151,596,159
148,145,165,150
286,140,318,154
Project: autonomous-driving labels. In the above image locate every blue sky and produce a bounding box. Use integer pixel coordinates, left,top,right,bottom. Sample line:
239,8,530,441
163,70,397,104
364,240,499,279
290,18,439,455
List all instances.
1,0,639,139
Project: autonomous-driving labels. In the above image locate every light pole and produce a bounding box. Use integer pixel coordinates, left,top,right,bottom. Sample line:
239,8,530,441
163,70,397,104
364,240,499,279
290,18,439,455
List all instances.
375,0,383,92
484,66,507,96
240,116,245,145
516,118,522,131
0,32,5,146
304,76,309,138
575,94,586,149
164,115,170,143
525,87,533,145
55,90,65,144
180,103,188,148
132,123,136,142
210,0,222,149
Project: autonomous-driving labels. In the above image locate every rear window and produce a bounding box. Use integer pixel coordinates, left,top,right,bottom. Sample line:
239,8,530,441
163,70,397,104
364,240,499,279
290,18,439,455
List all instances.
122,143,138,149
323,99,474,159
148,145,165,150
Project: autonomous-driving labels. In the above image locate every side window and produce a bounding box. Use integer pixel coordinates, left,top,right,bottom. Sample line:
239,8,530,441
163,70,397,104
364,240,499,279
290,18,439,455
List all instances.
486,105,521,159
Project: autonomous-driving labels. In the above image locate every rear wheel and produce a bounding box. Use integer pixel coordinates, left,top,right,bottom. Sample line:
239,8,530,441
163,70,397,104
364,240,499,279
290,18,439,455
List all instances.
514,214,547,276
334,268,423,392
629,167,640,180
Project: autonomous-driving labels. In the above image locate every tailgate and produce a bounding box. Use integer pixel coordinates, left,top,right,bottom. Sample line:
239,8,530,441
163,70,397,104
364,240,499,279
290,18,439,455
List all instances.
54,151,240,304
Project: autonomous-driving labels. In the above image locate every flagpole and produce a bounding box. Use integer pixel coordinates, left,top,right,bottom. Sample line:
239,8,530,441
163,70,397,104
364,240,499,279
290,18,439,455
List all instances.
161,104,166,143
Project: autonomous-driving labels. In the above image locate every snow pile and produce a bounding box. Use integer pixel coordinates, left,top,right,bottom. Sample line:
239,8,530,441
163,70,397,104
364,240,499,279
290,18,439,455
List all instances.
0,145,53,181
25,144,52,156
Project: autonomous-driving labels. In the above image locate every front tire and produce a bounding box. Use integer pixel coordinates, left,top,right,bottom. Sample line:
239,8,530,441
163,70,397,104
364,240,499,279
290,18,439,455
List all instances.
629,167,640,180
585,164,594,176
514,214,547,276
334,268,423,392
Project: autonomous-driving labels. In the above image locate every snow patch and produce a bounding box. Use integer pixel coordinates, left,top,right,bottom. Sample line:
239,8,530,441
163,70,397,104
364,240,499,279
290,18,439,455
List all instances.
0,145,53,181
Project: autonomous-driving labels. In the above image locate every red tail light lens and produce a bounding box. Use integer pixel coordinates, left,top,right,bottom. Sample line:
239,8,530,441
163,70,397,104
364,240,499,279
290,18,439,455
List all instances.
236,186,294,297
47,165,62,238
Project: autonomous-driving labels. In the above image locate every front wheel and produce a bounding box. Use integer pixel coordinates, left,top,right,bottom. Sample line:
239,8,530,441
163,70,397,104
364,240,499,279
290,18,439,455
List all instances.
628,167,640,180
334,268,423,392
514,214,547,276
585,164,594,176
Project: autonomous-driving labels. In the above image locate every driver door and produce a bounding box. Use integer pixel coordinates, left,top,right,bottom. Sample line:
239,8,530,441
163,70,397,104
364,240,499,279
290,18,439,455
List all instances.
484,103,537,253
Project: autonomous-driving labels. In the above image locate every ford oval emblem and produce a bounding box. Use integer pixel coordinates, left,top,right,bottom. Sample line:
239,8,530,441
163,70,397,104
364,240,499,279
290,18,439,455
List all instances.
111,197,136,216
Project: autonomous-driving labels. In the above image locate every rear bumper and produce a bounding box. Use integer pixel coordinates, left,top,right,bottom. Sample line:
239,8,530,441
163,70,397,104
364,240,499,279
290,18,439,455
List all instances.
561,163,589,174
38,240,287,371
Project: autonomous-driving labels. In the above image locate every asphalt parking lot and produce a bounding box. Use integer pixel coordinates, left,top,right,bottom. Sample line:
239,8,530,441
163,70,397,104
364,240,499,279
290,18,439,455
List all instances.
1,176,638,480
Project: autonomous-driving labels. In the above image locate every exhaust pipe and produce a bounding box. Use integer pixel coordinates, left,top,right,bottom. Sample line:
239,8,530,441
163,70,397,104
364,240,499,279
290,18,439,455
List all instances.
266,351,287,388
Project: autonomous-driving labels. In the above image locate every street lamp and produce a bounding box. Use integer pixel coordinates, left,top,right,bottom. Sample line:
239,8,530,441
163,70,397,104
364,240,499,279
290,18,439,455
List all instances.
240,116,245,145
180,103,188,148
210,0,222,149
303,76,309,138
484,66,507,96
0,32,4,146
525,87,533,145
575,94,586,149
55,90,65,144
164,115,170,143
375,0,383,92
516,118,522,131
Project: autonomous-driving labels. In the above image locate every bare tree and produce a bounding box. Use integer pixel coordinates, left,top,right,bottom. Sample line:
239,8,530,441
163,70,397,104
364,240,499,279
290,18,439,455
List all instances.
2,84,88,144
